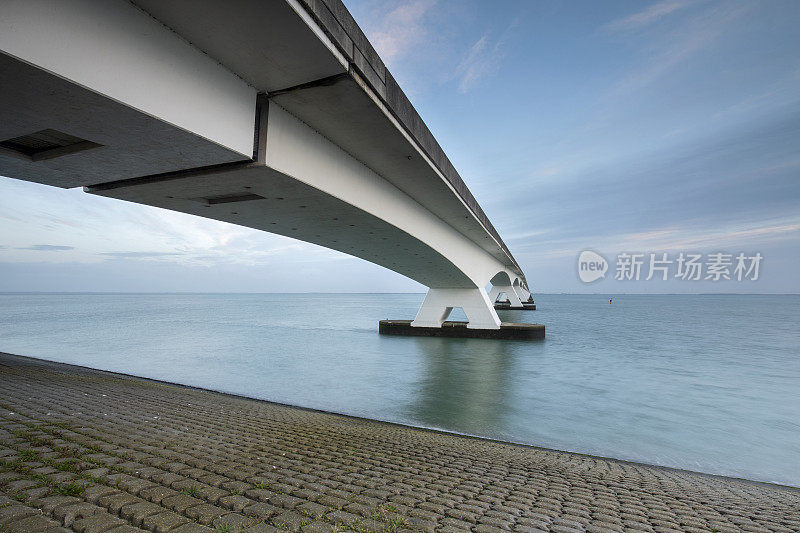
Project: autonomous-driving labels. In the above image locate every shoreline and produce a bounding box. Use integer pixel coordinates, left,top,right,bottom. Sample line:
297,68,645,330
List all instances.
2,351,796,494
1,351,799,532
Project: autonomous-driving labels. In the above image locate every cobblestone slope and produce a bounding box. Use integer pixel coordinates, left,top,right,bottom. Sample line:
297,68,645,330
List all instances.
0,352,797,533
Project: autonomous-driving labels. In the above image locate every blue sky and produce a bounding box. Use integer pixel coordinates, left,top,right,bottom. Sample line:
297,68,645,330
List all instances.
1,0,798,293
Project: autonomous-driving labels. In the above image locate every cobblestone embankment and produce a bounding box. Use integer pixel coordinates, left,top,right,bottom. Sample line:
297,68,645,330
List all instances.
0,352,797,533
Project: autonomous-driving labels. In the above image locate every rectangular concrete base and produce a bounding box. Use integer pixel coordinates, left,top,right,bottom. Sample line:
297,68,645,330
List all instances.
379,320,544,340
494,302,536,310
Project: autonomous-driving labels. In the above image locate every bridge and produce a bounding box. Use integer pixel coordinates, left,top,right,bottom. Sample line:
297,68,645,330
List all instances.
0,0,539,337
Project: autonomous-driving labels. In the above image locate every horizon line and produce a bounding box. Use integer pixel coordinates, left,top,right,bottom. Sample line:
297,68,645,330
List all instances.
0,291,798,296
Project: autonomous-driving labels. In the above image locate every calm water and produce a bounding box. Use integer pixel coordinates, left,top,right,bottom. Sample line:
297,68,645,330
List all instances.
0,293,798,486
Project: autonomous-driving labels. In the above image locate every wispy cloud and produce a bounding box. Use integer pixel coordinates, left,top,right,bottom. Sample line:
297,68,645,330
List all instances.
611,220,800,252
454,17,518,93
18,244,74,251
610,2,750,95
455,35,503,93
602,0,691,33
101,251,182,258
511,216,800,259
366,0,438,62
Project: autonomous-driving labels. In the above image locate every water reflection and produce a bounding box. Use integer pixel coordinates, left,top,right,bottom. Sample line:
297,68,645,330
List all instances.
408,336,518,436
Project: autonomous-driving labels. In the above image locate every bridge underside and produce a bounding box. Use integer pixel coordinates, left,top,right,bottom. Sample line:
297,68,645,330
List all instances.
87,162,472,289
0,0,536,333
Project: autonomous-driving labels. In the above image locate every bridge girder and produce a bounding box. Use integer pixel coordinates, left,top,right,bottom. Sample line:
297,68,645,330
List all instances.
0,0,531,330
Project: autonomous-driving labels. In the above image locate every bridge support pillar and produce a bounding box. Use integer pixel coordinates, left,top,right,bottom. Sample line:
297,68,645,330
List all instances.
411,288,501,330
488,284,523,307
489,283,536,310
517,286,533,302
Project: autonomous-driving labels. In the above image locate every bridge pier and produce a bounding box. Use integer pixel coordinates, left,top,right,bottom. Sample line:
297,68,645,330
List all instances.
488,281,536,310
488,284,524,308
378,287,543,339
411,288,501,329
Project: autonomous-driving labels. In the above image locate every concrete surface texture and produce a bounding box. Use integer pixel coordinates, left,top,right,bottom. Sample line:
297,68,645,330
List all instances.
0,352,798,532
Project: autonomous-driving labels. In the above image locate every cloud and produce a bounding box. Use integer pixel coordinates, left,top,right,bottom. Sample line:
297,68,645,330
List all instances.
602,0,690,33
609,220,800,252
100,251,183,258
609,2,750,95
454,35,500,92
18,244,74,251
366,0,438,62
510,216,800,260
454,18,518,93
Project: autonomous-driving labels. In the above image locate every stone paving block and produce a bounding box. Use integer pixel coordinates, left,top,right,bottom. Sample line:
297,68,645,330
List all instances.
162,493,203,513
82,467,110,478
473,525,507,533
269,492,303,510
585,524,624,533
120,500,162,526
72,512,127,533
52,501,103,527
219,494,254,512
301,521,334,533
439,516,474,530
82,484,120,504
245,488,275,503
476,515,512,529
316,494,348,510
213,511,258,530
5,478,38,492
171,523,215,533
216,479,247,494
2,512,63,532
141,510,190,532
296,501,328,520
97,492,142,514
152,472,185,486
243,502,281,520
244,524,278,533
343,502,373,517
22,486,53,502
0,471,22,483
444,507,477,523
139,484,178,504
0,503,39,526
184,502,228,525
33,495,82,514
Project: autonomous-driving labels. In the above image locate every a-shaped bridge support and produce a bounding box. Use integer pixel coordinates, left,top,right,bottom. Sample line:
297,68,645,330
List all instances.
411,288,501,329
487,275,536,311
489,284,524,308
380,283,543,340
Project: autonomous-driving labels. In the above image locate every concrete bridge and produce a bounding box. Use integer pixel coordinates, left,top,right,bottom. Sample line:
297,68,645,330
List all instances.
0,0,537,335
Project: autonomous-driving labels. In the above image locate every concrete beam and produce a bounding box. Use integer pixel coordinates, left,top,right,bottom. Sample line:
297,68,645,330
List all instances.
0,0,257,158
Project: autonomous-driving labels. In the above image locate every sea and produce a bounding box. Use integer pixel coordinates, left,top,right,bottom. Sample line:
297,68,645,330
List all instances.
0,293,797,487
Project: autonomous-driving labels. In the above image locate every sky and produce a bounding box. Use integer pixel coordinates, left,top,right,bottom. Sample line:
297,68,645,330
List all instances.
1,0,799,293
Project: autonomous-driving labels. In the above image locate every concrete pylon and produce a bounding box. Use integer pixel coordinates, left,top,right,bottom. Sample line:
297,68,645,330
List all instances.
411,288,501,329
514,279,533,302
517,285,532,302
488,283,524,307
